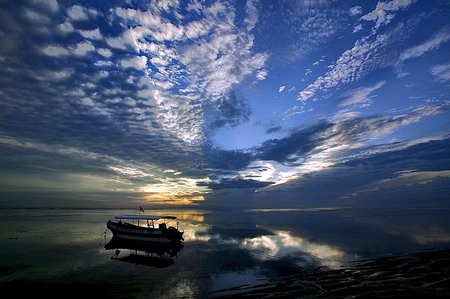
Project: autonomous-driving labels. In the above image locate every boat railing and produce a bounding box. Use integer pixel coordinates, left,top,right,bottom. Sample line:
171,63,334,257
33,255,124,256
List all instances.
176,221,184,233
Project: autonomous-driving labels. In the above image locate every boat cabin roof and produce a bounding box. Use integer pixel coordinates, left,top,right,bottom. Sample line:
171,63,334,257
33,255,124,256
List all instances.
115,215,177,221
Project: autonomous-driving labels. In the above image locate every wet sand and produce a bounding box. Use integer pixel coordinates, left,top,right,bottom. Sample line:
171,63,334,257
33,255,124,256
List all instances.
208,248,450,298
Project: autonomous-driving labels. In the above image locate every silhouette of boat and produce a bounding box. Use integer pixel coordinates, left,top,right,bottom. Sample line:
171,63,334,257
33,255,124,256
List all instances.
106,215,184,243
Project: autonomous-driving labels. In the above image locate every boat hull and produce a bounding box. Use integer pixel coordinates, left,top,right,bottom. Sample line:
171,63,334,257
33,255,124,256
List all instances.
107,220,183,243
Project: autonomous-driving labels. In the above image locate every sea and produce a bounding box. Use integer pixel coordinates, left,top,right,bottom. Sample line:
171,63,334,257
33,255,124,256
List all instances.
1,207,450,298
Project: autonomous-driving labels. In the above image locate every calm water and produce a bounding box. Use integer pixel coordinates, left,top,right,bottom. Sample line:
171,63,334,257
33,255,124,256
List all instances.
1,207,450,298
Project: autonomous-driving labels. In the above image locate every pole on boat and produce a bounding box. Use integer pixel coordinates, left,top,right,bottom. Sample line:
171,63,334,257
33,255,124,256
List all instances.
138,206,145,226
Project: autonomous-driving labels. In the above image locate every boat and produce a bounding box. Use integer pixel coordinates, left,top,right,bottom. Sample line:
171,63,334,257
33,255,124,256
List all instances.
106,215,184,243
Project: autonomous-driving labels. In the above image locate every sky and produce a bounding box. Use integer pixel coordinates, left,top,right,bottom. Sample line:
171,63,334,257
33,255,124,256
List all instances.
0,0,449,208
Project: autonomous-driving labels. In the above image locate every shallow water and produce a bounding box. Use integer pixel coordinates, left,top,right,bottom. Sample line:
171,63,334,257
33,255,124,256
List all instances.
1,207,450,298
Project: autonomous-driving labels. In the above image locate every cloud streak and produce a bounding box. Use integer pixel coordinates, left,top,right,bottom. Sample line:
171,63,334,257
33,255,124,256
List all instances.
294,0,431,104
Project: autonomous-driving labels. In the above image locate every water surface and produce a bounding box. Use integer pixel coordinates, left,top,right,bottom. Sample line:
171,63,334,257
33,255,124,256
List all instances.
1,207,449,298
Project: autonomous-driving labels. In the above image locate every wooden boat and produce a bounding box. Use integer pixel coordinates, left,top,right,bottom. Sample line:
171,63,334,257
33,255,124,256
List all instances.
106,215,184,243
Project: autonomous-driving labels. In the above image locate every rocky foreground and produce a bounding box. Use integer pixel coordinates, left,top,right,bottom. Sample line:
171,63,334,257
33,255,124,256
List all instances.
209,249,450,298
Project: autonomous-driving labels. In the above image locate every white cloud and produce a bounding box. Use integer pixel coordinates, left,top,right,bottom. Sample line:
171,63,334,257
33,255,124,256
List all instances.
98,48,112,58
112,0,267,106
66,4,97,21
338,81,386,108
106,36,128,50
32,1,267,146
278,86,286,92
399,27,450,63
78,28,102,40
353,23,363,33
73,41,95,56
296,20,400,103
120,56,148,70
349,6,363,16
333,110,361,120
256,69,268,80
184,20,213,39
430,62,450,82
66,5,88,20
41,45,69,56
361,0,417,29
244,0,259,31
57,21,74,34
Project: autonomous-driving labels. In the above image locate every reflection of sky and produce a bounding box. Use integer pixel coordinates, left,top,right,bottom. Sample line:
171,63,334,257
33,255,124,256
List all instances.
240,230,345,268
2,208,450,298
167,208,450,264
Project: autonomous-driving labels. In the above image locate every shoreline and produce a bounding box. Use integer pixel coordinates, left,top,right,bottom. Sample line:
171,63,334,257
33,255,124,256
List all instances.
208,248,450,298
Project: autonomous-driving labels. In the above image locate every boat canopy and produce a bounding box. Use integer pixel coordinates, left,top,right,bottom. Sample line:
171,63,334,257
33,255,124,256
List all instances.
115,215,177,221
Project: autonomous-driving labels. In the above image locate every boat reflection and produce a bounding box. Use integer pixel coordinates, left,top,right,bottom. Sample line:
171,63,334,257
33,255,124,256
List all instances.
105,237,183,268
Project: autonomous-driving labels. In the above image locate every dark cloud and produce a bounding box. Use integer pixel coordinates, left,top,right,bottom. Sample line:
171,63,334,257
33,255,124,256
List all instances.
203,147,254,172
206,90,252,130
265,125,282,134
252,135,450,208
343,136,450,172
255,121,332,164
197,177,273,190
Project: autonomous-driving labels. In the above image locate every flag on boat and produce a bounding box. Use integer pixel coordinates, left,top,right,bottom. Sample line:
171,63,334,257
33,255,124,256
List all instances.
139,206,145,212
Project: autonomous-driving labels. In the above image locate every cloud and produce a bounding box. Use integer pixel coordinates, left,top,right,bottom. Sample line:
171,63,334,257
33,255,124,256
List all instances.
250,133,450,208
265,126,282,134
296,32,392,102
110,0,268,138
31,0,59,12
78,28,103,40
430,63,450,82
98,48,112,58
1,0,449,205
66,4,98,21
256,1,350,65
343,132,450,168
372,170,450,188
41,45,69,56
338,81,386,108
349,6,363,16
120,56,148,70
398,26,450,64
295,12,424,104
73,41,96,56
242,102,449,186
197,177,273,190
256,121,332,164
361,0,417,29
206,90,252,130
244,0,259,31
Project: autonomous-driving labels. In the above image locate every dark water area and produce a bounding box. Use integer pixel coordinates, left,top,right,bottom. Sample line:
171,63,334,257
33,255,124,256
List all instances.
1,207,450,298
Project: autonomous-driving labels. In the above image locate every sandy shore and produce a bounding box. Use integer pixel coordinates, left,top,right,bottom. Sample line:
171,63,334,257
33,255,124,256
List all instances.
208,249,450,298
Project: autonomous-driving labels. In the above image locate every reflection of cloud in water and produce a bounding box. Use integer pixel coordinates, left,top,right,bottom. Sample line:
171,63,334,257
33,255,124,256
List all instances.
175,210,346,268
161,280,195,299
406,226,450,244
183,222,213,242
240,230,345,268
350,208,450,247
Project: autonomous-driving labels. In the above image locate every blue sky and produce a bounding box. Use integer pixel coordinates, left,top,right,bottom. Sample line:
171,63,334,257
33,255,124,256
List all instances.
0,0,449,208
